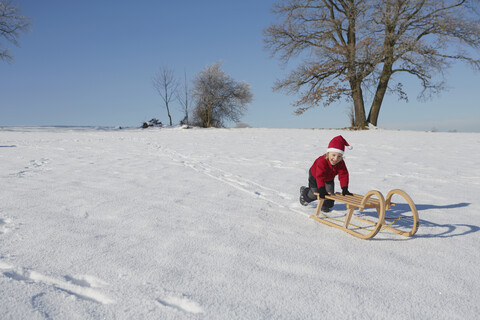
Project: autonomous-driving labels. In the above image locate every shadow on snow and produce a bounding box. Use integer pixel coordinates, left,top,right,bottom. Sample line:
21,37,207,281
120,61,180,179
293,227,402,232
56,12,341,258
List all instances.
332,202,477,240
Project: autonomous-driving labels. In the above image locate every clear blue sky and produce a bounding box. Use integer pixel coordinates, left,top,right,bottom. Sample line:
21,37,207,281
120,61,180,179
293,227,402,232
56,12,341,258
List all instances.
1,0,479,132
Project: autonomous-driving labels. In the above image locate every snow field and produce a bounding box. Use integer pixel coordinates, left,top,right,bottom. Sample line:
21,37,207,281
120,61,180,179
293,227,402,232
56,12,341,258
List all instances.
0,126,479,319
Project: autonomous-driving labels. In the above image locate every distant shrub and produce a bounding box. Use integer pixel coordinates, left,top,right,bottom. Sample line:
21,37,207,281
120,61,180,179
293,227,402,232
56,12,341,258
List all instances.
235,122,250,128
142,118,162,128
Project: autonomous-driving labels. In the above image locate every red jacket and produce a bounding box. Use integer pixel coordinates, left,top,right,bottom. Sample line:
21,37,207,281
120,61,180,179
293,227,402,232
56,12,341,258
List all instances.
310,154,349,188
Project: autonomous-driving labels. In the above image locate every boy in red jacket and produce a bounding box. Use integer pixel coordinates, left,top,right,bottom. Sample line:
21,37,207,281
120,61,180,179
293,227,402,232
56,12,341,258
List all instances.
300,135,353,212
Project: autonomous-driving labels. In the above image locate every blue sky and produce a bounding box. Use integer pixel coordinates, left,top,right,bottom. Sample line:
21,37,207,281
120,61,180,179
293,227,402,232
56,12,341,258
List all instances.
1,0,479,132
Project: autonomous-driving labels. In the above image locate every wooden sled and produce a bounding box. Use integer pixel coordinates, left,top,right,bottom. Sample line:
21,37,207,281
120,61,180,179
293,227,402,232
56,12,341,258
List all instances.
310,189,419,239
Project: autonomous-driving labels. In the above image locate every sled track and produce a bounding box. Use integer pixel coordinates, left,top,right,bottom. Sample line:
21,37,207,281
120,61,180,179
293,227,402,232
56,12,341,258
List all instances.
157,145,311,218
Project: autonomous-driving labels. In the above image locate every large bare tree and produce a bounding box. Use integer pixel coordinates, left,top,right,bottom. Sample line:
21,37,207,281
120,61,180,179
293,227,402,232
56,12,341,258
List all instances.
192,62,253,128
0,0,31,63
264,0,480,127
152,66,178,126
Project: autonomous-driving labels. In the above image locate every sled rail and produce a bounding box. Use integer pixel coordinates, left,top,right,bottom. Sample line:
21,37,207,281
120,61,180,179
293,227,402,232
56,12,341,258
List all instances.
310,189,418,239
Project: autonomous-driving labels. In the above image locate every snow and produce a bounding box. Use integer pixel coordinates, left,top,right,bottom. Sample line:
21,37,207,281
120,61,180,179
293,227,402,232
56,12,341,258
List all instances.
1,126,479,319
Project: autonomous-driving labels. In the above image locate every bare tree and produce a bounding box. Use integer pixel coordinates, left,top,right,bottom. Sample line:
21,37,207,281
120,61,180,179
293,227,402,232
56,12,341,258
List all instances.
152,66,178,126
192,62,253,128
0,0,31,63
264,0,480,127
175,69,191,125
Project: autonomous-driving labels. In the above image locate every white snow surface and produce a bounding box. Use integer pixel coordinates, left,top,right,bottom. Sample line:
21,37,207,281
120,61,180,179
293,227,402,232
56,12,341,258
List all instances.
1,126,479,319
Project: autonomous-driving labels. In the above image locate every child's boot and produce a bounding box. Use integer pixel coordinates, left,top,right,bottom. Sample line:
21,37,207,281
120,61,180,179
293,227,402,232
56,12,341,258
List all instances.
321,199,334,212
299,186,309,206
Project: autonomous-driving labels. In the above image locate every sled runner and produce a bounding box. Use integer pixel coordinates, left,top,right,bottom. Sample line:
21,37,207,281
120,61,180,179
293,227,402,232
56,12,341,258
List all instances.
310,189,419,239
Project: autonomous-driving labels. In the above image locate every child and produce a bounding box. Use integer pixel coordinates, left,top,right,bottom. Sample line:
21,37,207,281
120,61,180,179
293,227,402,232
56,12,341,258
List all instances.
300,135,353,212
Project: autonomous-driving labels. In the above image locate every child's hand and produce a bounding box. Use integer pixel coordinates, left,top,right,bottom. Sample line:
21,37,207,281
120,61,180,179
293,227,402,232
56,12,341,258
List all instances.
342,187,353,196
319,186,327,198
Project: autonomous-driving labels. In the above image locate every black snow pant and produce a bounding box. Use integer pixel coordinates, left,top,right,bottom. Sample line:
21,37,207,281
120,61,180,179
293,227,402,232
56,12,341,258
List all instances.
303,169,335,209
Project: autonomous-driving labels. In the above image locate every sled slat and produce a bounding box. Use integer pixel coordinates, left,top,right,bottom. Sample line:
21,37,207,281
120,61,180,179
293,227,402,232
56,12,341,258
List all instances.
315,193,382,210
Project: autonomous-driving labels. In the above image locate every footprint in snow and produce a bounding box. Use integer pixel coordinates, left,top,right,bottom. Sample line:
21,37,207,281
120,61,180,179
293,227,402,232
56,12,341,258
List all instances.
156,294,204,314
31,292,51,319
0,218,13,235
64,274,110,289
0,263,115,305
11,158,50,177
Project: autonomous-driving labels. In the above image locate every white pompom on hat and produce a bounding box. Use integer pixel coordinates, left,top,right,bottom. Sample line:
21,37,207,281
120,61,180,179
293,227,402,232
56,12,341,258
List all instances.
326,135,352,155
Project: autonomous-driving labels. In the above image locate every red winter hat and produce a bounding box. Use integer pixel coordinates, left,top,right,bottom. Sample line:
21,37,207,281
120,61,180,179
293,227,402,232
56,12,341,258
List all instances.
327,135,352,154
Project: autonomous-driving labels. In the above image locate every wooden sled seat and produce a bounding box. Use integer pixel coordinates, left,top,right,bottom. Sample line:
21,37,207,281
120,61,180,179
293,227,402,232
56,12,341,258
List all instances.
311,189,419,239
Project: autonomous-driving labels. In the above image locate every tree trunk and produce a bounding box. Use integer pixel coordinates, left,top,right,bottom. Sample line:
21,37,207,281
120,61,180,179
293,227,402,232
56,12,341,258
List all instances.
346,7,367,129
368,62,393,126
203,107,212,128
351,80,367,128
368,19,396,127
166,102,173,126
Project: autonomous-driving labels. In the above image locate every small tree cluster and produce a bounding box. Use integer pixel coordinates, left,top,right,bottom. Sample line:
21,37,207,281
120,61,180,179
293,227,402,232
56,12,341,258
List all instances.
191,62,253,128
151,62,253,128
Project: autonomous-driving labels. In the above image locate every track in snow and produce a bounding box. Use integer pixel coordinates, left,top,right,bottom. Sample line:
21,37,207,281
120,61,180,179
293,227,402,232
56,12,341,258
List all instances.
157,145,311,218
